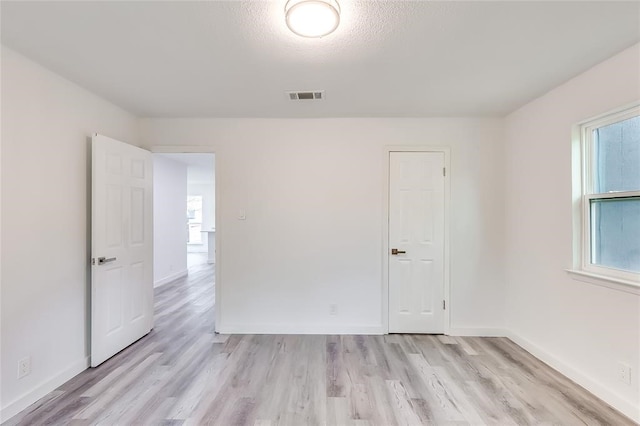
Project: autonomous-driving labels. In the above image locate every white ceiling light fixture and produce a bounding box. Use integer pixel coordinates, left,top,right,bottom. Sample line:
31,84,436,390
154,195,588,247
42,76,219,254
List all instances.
285,0,341,38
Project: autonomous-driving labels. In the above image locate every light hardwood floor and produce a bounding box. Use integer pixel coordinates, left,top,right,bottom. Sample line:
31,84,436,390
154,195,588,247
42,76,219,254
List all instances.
6,261,634,425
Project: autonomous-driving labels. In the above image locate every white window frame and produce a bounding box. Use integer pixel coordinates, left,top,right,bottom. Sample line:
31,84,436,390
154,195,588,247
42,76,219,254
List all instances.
571,103,640,289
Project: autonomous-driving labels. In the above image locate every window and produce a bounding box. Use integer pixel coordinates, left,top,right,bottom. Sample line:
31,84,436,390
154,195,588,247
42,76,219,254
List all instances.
576,104,640,284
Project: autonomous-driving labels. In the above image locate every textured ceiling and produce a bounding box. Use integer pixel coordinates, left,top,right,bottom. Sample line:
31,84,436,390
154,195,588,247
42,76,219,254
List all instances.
2,1,639,118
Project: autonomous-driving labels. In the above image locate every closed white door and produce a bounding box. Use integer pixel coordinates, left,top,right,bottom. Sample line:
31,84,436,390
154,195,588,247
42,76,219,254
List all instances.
388,151,445,333
91,134,153,367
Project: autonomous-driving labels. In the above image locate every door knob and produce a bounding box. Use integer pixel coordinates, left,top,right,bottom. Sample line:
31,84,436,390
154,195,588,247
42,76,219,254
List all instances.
97,256,117,265
391,248,406,255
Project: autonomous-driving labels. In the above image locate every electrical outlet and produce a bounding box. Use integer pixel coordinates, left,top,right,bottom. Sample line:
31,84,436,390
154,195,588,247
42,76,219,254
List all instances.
617,362,631,385
18,357,31,379
329,304,338,316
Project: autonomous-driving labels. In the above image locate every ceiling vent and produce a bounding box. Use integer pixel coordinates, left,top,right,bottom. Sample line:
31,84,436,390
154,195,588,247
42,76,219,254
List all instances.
287,91,324,101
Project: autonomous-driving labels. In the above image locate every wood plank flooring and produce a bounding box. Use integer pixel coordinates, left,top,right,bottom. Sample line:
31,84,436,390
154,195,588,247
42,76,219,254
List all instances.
6,260,634,425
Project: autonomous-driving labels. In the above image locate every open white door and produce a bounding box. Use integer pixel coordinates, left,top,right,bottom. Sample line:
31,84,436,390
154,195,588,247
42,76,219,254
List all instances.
91,134,153,367
388,151,445,333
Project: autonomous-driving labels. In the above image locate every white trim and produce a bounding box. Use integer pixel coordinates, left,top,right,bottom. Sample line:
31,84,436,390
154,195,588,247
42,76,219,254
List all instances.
506,331,640,424
217,324,384,335
585,191,640,201
151,145,216,154
382,149,390,333
0,357,90,423
382,146,451,335
154,269,188,287
149,146,221,333
573,103,640,283
447,328,506,337
570,124,584,270
576,103,640,132
582,193,640,282
565,269,640,295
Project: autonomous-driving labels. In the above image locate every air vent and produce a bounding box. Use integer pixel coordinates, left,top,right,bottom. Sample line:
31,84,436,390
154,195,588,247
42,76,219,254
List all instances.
287,91,324,101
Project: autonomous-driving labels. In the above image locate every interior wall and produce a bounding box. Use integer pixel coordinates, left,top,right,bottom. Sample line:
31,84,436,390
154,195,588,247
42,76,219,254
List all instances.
0,47,140,420
188,182,215,231
0,42,4,417
153,155,188,287
504,43,640,422
140,117,506,335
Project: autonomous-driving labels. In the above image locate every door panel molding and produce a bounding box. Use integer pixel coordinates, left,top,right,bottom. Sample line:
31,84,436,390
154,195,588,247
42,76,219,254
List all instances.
382,146,451,335
91,134,153,367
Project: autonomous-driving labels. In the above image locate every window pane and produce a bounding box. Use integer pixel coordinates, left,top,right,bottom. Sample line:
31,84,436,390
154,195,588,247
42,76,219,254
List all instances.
593,115,640,193
590,197,640,273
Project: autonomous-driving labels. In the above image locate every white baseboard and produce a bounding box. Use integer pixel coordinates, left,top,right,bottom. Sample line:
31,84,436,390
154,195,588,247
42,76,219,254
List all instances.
154,269,188,288
0,356,90,423
217,324,505,337
217,323,384,335
447,327,506,337
506,330,640,424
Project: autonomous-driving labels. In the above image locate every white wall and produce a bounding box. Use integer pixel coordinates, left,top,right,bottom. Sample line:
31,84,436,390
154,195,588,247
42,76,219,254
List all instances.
0,47,140,421
189,181,215,231
504,43,640,422
140,118,506,335
153,155,188,287
0,42,4,420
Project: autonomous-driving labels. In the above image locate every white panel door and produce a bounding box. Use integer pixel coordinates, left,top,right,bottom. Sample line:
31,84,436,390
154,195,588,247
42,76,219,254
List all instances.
91,134,153,367
389,151,445,333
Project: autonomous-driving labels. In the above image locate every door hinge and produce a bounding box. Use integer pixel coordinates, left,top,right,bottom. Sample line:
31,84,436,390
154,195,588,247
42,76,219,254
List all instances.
443,300,446,310
443,167,446,177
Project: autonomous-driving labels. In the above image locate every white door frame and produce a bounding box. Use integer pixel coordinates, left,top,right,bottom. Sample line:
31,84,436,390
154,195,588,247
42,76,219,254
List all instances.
382,146,451,335
150,145,220,332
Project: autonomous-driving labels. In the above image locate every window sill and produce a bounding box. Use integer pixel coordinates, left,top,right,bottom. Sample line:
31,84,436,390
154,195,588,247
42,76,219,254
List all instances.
565,269,640,295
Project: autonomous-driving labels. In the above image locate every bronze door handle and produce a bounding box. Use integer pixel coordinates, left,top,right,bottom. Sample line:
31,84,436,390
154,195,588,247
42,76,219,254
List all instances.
391,248,406,255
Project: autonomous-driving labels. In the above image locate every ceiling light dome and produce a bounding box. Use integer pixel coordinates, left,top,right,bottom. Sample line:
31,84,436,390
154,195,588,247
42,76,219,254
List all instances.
285,0,340,38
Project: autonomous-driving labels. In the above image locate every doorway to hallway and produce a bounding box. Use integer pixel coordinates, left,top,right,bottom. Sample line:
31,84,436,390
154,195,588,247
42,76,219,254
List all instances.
152,153,216,314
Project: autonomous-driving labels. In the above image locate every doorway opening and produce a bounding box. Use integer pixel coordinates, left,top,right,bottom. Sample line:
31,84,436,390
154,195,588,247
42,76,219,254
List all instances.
152,152,216,309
